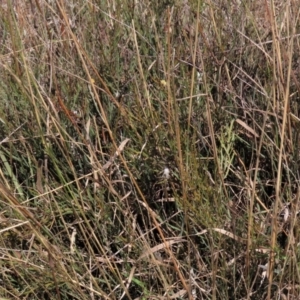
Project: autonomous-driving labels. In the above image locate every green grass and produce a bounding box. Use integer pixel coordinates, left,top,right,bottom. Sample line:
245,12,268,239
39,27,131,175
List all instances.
0,0,300,299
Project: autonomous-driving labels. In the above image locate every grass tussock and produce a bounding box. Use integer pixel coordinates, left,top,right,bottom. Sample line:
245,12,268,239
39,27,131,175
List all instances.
0,0,300,299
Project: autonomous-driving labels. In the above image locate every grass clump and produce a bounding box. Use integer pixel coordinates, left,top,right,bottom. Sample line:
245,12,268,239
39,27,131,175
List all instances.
0,0,300,299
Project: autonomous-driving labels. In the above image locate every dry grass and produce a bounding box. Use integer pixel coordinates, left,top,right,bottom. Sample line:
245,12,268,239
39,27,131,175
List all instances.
0,0,300,299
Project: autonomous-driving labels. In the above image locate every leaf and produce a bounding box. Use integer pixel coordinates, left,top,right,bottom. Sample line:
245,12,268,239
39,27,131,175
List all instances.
236,118,259,138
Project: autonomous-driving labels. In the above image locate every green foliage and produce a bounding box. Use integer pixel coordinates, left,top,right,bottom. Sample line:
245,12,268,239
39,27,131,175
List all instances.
0,0,299,299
